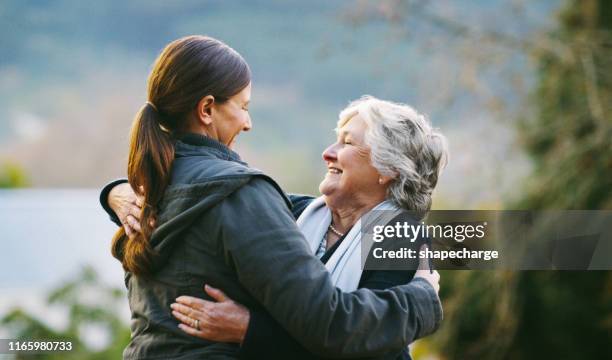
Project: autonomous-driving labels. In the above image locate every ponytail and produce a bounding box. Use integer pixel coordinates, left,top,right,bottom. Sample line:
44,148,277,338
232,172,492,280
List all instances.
111,103,174,275
111,35,251,275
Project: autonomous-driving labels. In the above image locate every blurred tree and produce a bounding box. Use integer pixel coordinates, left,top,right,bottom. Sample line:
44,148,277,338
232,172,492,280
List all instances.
431,1,612,359
516,0,612,210
0,161,29,188
349,0,612,358
1,266,130,359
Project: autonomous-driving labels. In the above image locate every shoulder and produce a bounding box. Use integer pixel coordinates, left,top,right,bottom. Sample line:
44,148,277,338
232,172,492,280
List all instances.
171,156,289,200
287,194,316,219
218,174,293,214
172,155,255,183
245,175,292,208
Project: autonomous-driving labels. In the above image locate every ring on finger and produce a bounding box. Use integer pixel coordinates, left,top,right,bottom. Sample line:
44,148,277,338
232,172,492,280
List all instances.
194,319,200,330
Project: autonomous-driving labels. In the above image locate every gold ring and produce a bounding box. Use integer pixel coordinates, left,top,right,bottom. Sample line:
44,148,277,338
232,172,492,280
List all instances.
194,319,200,330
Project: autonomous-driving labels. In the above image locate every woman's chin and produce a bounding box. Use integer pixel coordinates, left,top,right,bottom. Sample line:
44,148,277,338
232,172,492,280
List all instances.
318,181,327,195
318,179,336,196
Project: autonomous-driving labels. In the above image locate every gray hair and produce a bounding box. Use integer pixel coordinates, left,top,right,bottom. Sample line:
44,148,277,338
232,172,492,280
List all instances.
338,96,449,218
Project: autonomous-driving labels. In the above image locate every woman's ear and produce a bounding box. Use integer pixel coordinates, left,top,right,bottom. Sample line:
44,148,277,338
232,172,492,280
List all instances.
196,95,215,126
378,174,395,186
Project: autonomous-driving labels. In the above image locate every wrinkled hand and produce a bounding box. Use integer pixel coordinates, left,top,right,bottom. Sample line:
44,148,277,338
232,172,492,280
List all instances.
414,244,440,294
171,285,250,344
108,182,143,238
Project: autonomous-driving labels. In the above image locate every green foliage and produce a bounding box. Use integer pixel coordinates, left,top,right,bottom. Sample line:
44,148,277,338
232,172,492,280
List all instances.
515,0,612,210
1,266,130,359
0,161,29,188
436,270,612,359
432,1,612,359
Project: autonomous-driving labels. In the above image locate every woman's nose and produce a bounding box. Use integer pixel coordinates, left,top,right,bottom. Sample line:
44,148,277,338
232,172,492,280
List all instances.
322,143,338,162
243,115,252,132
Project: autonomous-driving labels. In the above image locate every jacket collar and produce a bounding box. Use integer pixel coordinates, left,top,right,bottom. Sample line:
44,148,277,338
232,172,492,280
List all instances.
175,133,245,164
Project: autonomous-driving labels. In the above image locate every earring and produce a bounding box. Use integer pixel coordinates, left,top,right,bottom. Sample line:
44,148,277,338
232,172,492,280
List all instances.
378,178,383,184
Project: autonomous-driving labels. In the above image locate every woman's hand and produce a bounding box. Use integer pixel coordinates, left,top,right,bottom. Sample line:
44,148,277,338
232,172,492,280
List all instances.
414,245,440,294
108,182,142,237
171,285,250,344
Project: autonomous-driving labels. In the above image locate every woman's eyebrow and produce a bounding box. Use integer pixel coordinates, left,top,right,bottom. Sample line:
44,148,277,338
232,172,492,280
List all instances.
333,128,352,138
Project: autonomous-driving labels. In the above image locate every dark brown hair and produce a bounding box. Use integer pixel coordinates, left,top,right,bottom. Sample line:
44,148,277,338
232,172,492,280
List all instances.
111,35,251,275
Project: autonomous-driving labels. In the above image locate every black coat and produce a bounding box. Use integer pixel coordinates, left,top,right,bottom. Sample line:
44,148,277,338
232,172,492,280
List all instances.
101,134,442,359
240,196,419,360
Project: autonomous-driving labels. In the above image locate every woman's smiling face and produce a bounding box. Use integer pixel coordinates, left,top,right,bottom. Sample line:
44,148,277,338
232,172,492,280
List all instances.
319,114,385,209
211,83,252,148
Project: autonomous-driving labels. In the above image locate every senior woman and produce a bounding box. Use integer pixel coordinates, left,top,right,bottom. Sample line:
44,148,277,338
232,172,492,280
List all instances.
103,95,448,359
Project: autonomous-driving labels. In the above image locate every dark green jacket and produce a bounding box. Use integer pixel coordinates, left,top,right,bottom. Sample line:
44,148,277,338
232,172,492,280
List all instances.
117,134,442,359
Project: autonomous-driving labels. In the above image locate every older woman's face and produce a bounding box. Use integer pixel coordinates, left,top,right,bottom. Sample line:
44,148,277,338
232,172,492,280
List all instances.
319,115,384,208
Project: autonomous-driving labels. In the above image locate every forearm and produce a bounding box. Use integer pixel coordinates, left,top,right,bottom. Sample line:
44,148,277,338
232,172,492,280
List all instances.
241,246,441,357
240,270,416,359
223,179,443,357
239,279,440,359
